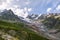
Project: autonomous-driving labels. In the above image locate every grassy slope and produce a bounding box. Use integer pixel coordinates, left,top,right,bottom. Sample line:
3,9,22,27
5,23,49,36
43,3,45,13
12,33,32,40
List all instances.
0,20,49,40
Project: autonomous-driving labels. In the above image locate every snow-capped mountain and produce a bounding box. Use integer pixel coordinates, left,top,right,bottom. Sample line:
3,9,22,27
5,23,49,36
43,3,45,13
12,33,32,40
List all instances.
0,9,43,23
27,14,38,20
0,9,33,23
35,14,42,20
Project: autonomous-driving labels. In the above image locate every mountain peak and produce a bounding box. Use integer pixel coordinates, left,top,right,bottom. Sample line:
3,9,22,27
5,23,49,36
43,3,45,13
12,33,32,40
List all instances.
0,9,20,21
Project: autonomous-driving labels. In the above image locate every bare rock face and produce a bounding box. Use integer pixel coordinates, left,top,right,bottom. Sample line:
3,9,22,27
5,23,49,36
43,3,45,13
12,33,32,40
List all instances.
0,9,20,21
8,30,17,36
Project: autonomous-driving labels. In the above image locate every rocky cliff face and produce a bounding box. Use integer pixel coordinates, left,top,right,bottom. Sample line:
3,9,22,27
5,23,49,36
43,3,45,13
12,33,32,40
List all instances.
0,9,20,22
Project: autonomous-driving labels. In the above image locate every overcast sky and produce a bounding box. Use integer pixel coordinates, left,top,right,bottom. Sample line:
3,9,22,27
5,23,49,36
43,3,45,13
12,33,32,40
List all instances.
0,0,60,17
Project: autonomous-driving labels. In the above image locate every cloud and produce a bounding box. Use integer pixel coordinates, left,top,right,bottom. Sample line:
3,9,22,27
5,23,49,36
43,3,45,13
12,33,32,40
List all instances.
53,5,60,13
47,0,60,13
0,2,8,10
16,0,19,1
15,9,24,16
14,7,32,18
0,0,14,10
15,8,29,18
8,7,29,18
25,1,30,5
28,8,32,12
24,7,32,12
24,7,27,11
56,5,60,10
6,0,14,4
7,6,28,18
13,5,19,8
0,0,60,15
47,8,52,12
0,0,30,18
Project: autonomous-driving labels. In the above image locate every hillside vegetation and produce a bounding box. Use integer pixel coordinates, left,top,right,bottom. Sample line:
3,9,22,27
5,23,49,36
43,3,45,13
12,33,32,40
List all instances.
0,20,48,40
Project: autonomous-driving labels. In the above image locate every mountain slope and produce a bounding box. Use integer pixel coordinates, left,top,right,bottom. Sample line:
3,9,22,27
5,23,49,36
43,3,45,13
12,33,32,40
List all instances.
41,13,60,29
0,20,49,40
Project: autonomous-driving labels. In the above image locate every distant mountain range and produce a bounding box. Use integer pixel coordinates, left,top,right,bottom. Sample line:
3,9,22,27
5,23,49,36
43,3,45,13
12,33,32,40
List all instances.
0,9,35,23
0,9,45,23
